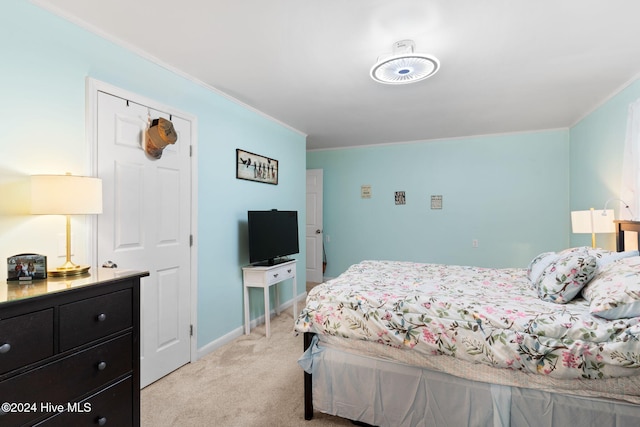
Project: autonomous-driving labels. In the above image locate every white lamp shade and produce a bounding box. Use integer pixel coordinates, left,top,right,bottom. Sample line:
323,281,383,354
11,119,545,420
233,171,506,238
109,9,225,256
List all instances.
571,209,615,233
31,175,103,215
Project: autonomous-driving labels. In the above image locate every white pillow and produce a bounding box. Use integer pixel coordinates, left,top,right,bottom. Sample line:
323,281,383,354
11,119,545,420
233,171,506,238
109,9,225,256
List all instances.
582,256,640,319
536,253,597,303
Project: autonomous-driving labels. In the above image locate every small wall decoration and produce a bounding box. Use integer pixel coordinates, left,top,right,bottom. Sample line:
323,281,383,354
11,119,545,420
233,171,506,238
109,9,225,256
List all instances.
361,185,372,199
7,253,47,281
236,149,278,185
431,195,443,209
395,191,406,205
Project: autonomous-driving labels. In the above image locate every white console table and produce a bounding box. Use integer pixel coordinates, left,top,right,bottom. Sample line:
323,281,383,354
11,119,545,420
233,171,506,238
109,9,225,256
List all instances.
242,259,297,338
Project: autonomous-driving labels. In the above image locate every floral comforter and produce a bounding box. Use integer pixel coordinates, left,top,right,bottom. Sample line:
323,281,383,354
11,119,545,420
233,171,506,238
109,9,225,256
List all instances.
294,260,640,379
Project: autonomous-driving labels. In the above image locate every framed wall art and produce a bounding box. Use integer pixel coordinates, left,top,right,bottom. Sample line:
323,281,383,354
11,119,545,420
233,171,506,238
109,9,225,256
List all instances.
7,253,47,281
236,149,278,185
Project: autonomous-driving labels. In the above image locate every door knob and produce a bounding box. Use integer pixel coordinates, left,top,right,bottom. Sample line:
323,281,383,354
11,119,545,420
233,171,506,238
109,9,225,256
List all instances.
315,229,321,234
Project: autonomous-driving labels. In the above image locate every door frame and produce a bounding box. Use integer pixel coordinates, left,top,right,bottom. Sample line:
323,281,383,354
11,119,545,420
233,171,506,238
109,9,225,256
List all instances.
85,77,199,365
306,169,324,283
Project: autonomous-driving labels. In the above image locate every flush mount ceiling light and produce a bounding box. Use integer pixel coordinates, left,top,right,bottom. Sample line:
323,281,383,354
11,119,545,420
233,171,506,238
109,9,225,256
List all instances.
370,40,440,85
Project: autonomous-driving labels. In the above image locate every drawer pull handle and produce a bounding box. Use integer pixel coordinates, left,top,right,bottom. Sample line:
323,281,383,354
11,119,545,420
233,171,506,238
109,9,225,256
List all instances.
287,269,292,273
273,273,279,278
97,361,107,371
97,313,107,322
97,416,107,426
0,343,10,354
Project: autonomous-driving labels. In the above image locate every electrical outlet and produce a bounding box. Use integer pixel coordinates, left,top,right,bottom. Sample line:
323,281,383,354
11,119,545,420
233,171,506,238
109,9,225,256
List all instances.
472,239,479,248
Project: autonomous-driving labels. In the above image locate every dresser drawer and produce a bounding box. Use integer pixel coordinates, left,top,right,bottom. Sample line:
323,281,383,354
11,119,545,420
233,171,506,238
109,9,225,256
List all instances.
36,376,133,427
266,264,295,285
0,309,53,375
0,334,132,427
59,289,132,351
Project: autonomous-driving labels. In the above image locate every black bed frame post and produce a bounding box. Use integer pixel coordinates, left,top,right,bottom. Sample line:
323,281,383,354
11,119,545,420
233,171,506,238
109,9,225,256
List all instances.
303,332,315,420
615,220,625,252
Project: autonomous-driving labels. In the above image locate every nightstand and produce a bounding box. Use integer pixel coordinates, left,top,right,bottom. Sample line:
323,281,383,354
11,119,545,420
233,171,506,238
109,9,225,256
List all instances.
242,260,297,338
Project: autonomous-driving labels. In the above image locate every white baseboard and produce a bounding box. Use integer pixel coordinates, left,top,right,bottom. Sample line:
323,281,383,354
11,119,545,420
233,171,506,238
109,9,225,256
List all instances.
195,292,307,360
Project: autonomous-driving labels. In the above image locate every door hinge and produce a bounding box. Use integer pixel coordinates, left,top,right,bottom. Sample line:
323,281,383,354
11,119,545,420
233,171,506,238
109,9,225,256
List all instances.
190,145,193,157
190,324,193,336
189,234,193,247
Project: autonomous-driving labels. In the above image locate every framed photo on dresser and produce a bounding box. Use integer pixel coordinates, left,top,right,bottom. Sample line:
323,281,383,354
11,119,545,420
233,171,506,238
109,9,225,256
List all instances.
7,253,47,281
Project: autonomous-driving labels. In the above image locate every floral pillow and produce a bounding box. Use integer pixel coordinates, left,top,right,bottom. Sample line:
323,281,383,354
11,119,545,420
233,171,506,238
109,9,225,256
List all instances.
597,250,639,266
582,256,640,319
527,251,559,286
536,253,597,303
559,247,639,269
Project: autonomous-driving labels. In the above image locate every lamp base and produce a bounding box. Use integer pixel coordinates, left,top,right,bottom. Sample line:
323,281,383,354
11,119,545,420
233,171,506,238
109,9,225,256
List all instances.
48,264,91,277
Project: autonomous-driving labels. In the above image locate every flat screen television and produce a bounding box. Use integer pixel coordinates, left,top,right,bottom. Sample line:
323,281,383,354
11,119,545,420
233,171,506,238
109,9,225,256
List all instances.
247,210,299,266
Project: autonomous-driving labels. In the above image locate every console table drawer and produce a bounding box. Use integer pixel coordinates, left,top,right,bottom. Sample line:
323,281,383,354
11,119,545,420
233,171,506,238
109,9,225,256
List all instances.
265,264,295,285
0,309,53,375
0,334,132,427
59,289,132,351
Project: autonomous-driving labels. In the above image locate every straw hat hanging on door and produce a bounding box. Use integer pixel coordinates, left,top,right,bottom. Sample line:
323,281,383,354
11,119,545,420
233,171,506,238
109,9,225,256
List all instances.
145,117,178,159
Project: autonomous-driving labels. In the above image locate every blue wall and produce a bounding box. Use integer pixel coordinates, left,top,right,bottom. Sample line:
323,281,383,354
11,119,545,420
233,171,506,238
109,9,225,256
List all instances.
308,131,570,276
0,1,306,350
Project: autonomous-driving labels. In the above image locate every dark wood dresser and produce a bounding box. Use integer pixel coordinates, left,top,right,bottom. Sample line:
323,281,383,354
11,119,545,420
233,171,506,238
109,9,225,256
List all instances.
0,269,148,426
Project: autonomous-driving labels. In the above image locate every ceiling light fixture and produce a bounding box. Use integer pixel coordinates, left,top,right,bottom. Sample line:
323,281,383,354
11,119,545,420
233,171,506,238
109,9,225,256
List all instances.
370,40,440,85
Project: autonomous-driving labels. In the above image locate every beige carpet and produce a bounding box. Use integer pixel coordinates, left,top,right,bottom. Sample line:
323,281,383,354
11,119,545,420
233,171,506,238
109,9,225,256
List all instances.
307,282,320,293
141,306,353,427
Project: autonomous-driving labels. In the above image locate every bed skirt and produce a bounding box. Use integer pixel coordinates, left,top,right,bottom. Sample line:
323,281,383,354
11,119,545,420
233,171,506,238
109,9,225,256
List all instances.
301,333,640,427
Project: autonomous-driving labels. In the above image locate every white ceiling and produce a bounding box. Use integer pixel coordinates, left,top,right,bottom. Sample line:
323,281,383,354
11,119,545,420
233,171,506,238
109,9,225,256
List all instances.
34,0,640,150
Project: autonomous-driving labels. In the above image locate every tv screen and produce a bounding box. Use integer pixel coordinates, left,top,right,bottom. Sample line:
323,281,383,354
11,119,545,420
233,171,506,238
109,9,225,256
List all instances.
248,210,299,265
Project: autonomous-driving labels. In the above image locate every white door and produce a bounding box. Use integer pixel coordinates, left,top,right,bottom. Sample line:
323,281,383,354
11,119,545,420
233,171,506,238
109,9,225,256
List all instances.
306,169,323,283
96,91,192,387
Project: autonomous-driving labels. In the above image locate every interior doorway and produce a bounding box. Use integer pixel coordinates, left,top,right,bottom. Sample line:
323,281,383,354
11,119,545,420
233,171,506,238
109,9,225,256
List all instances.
87,78,198,387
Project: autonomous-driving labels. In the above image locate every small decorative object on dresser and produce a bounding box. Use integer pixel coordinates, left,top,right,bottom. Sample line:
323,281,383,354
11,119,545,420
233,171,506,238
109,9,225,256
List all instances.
7,253,47,281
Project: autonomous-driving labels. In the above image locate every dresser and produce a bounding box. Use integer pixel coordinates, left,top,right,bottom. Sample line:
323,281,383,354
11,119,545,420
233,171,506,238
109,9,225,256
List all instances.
0,269,147,426
242,260,297,338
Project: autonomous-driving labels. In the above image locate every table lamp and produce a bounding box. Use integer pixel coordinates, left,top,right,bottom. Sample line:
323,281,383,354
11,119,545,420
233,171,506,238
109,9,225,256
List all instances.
571,208,615,248
31,174,103,276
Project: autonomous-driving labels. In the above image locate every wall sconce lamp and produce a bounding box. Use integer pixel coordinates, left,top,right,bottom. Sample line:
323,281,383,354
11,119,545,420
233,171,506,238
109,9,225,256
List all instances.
602,198,635,220
571,208,615,248
31,174,103,277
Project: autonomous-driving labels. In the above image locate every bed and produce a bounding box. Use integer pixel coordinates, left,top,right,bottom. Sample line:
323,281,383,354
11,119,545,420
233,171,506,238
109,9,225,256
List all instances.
294,221,640,426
